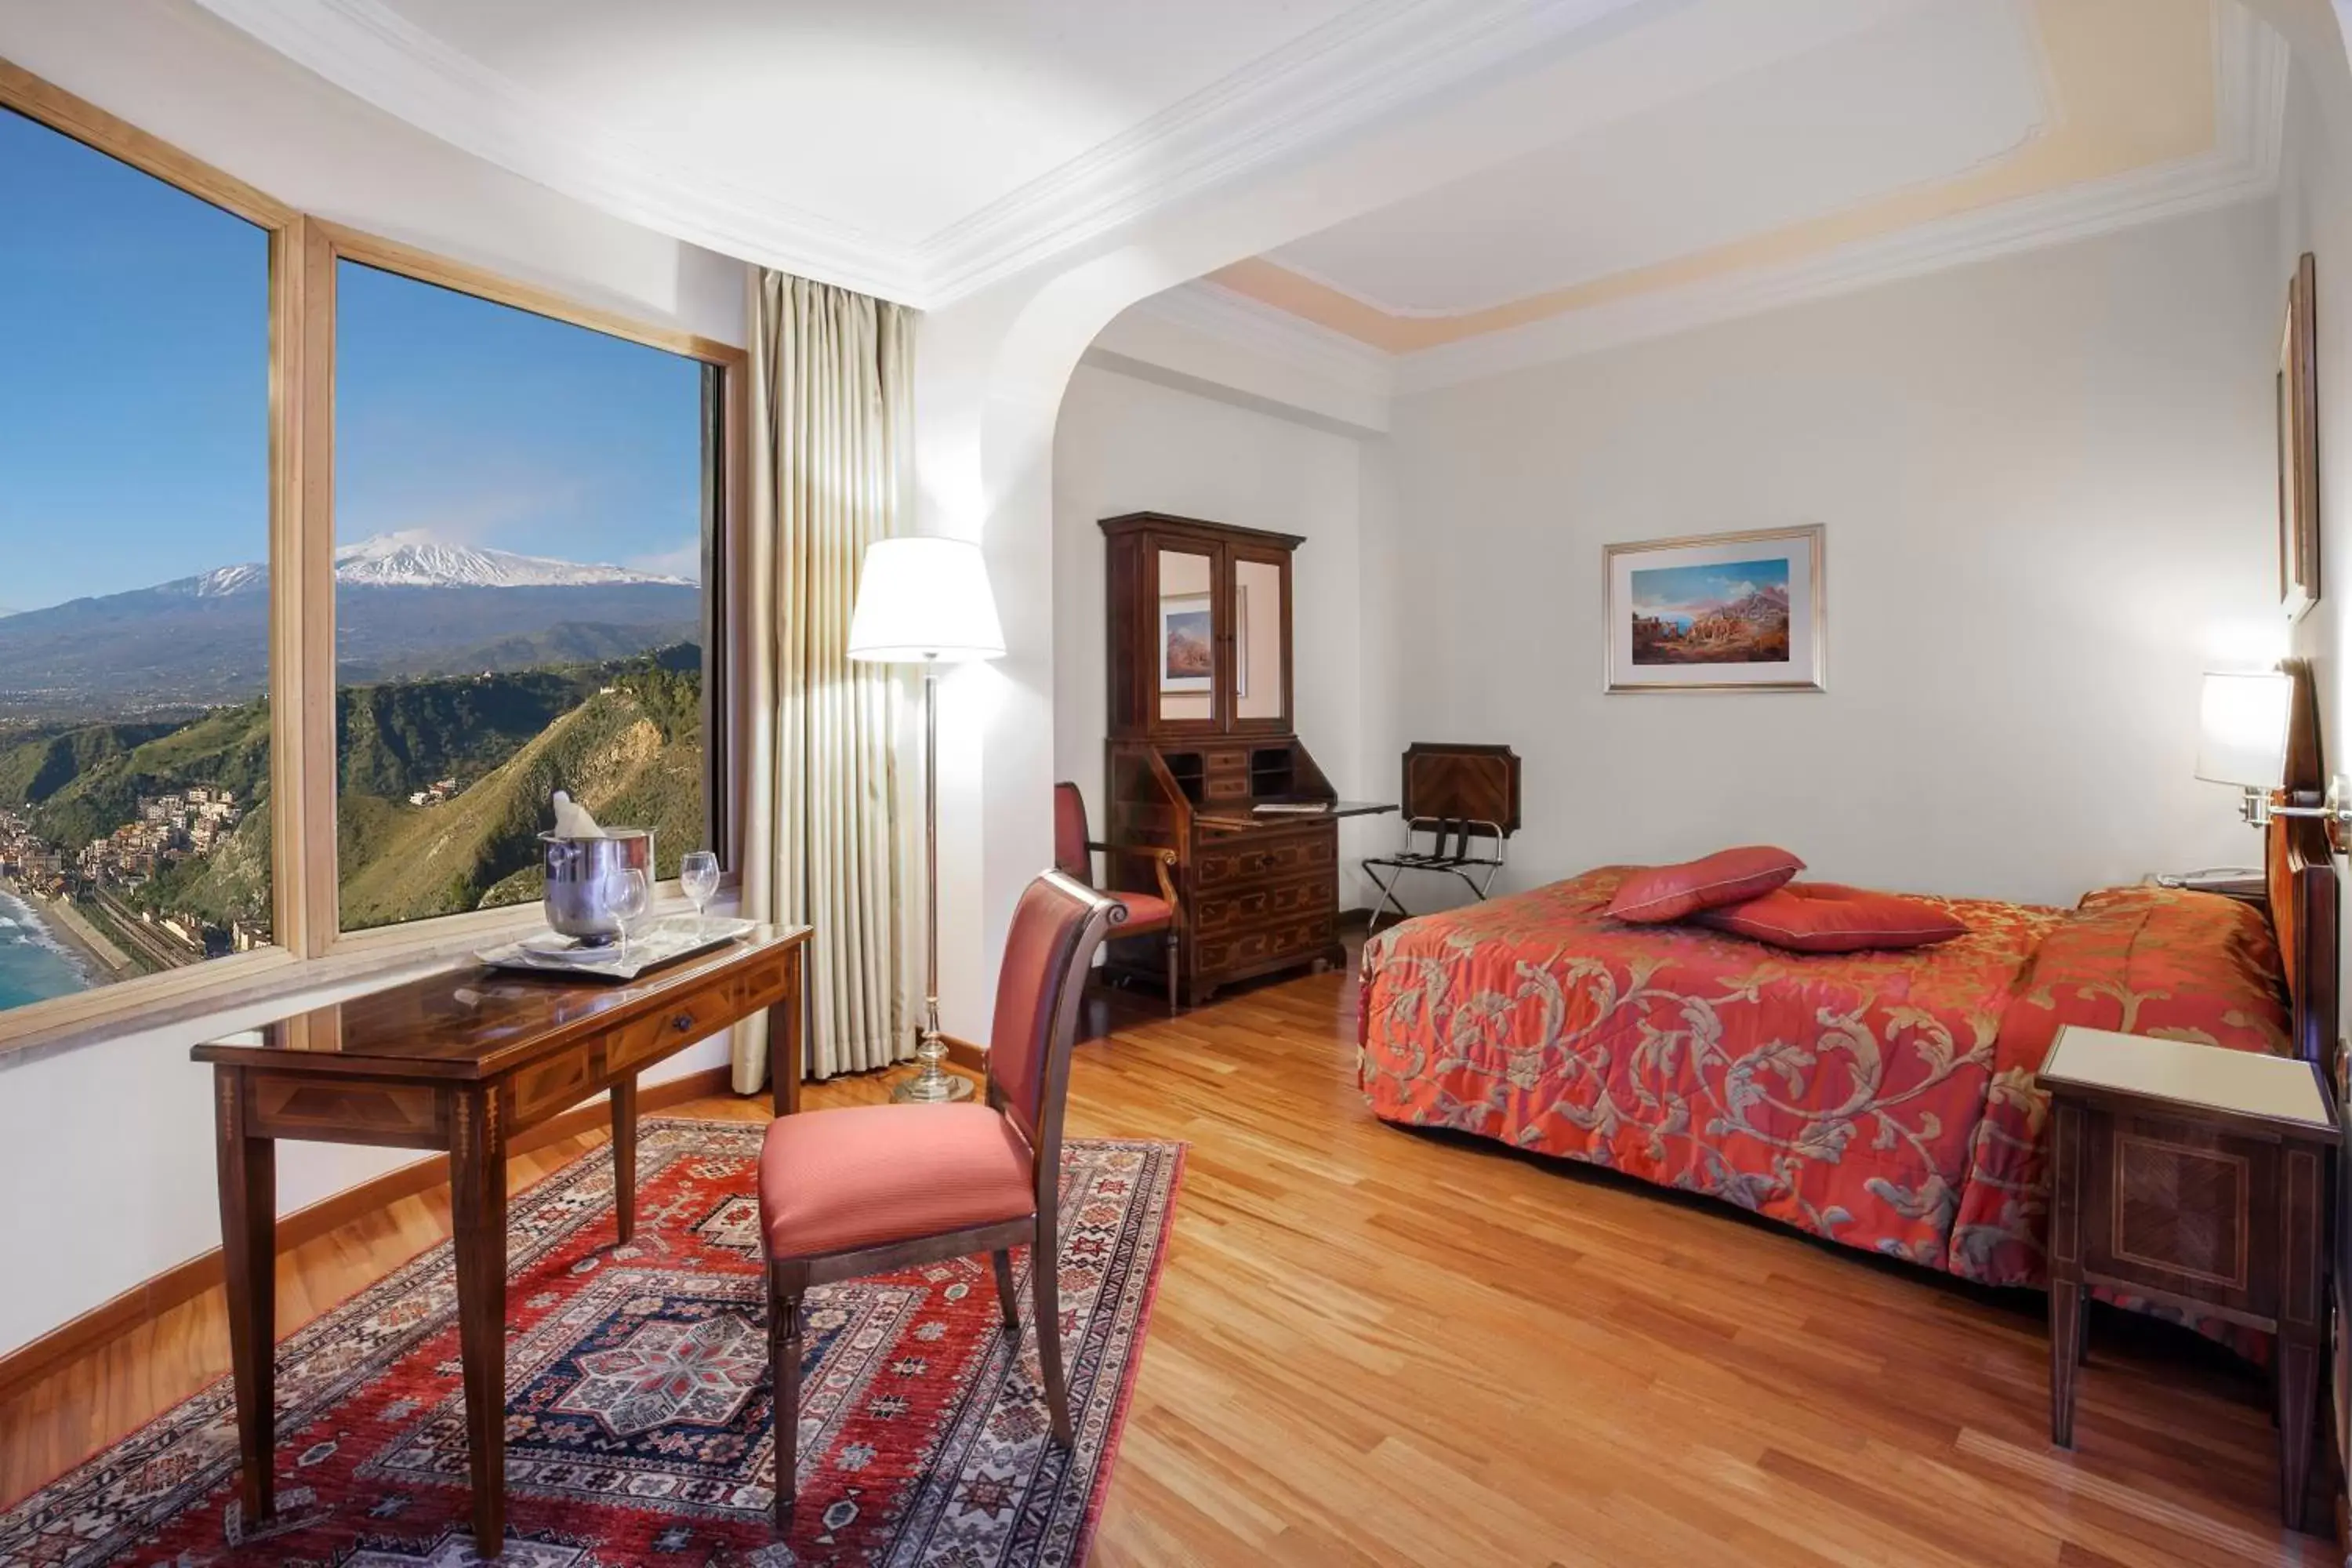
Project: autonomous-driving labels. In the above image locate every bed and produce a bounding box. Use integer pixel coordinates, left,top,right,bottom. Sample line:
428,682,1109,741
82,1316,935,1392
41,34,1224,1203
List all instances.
1357,672,2339,1301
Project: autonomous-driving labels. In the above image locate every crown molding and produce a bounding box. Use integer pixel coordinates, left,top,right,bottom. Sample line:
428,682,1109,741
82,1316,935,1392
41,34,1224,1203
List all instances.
1389,0,2290,390
1127,281,1399,395
186,0,925,301
187,0,1655,309
906,0,1654,305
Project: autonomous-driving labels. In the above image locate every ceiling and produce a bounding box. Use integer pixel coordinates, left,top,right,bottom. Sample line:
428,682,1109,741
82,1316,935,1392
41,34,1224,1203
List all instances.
182,0,2285,363
1205,0,2284,371
186,0,1689,306
1264,2,2053,318
346,0,1365,252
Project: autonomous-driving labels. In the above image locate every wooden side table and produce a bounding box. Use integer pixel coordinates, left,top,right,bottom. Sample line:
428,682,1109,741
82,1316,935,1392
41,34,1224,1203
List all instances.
2038,1024,2337,1529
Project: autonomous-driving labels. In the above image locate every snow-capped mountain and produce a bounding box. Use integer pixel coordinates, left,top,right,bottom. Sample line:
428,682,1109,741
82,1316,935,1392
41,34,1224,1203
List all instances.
176,564,267,598
333,532,691,589
154,532,692,597
3,532,702,712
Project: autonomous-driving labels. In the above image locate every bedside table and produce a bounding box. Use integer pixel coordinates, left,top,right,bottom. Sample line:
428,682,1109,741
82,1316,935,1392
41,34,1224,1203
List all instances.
2038,1024,2338,1529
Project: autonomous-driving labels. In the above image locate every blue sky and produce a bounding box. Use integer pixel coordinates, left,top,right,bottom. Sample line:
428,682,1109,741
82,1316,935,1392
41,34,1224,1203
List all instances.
1629,557,1789,622
0,106,704,613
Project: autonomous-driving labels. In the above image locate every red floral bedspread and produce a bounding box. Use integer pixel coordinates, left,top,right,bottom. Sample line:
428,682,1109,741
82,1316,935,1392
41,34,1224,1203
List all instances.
1358,868,2066,1269
1359,872,2292,1294
1945,884,2289,1287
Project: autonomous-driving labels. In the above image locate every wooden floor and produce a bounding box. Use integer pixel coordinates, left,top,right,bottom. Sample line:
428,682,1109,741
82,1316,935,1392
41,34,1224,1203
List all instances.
1,959,2336,1566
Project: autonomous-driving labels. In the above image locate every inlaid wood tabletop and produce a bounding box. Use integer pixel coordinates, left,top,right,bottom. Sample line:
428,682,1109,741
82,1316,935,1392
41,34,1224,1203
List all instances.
192,924,810,1081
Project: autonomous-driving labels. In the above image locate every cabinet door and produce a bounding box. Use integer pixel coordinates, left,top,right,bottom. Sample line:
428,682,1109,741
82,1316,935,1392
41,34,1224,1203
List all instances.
1226,543,1291,735
1151,541,1225,735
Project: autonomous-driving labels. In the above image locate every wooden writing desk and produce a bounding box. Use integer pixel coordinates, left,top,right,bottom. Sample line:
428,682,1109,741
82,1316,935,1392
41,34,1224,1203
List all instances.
191,924,811,1555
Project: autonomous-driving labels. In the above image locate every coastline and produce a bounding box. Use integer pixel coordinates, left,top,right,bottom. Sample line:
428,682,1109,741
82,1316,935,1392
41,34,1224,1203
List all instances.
0,876,136,983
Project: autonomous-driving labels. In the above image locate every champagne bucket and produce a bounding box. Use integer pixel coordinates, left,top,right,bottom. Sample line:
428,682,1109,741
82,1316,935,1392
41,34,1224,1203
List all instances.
539,829,655,945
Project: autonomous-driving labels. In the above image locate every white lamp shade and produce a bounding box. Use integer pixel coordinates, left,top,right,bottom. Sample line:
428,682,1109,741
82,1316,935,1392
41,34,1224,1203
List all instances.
2195,671,2292,787
846,537,1007,664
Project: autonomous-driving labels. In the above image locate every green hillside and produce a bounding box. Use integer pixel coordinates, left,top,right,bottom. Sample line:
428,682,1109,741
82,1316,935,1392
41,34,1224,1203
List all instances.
0,720,188,808
338,682,703,931
3,644,706,937
6,699,273,852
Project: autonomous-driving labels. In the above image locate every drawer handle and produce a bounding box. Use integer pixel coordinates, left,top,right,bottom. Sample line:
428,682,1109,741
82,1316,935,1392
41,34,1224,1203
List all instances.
670,1012,697,1034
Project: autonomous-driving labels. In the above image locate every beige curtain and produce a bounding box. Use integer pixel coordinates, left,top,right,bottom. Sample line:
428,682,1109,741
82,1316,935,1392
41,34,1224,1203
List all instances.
733,272,920,1090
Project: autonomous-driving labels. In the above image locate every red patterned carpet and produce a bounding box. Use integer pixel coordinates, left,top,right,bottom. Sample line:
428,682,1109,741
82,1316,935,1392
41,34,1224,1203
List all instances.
0,1119,1183,1566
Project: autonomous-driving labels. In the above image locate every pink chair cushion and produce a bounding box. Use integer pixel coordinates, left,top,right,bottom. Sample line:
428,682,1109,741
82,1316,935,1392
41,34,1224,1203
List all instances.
1111,891,1173,932
759,1103,1037,1260
1054,782,1092,884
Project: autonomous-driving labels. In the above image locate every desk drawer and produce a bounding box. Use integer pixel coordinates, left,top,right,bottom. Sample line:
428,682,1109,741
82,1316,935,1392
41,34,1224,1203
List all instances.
737,950,797,1012
610,987,732,1073
511,1047,598,1125
1194,874,1335,936
247,1073,444,1147
1194,915,1330,976
1194,829,1334,890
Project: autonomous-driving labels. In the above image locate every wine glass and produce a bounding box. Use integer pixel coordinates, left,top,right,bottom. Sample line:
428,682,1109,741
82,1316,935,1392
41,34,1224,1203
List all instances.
603,866,652,967
681,850,720,932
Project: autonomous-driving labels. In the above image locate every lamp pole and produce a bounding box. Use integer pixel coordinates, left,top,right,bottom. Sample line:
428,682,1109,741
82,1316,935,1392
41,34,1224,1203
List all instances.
893,664,968,1102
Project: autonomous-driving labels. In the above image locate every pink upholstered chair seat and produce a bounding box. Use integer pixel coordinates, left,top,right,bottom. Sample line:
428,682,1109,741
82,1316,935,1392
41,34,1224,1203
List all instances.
759,1104,1036,1259
1109,891,1172,931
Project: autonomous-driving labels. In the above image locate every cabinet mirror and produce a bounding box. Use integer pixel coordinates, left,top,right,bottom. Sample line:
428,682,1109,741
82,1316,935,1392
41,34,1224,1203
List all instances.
1232,554,1286,726
1156,546,1218,726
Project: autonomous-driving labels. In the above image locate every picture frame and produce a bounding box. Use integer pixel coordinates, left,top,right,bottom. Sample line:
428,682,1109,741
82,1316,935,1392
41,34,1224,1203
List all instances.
2280,251,2321,622
1159,592,1213,693
1602,524,1825,694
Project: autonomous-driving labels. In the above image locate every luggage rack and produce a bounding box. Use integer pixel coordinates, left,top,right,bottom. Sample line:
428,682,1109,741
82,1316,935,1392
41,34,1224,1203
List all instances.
1361,743,1521,934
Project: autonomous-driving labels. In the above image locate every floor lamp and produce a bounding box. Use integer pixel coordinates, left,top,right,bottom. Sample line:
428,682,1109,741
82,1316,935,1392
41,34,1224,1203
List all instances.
846,536,1006,1103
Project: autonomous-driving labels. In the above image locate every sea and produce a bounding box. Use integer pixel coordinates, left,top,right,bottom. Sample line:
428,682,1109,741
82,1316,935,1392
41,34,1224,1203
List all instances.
0,884,96,1011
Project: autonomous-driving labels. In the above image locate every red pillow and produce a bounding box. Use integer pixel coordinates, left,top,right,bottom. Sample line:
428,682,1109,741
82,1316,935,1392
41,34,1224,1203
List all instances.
1695,882,1967,953
1606,846,1805,924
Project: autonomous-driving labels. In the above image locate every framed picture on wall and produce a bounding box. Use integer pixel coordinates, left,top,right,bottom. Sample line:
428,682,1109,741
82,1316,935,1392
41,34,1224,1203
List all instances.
1159,593,1213,693
1602,524,1825,693
2280,250,2321,622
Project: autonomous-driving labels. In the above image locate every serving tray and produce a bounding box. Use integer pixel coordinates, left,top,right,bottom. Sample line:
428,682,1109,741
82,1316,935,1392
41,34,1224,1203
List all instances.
476,915,755,982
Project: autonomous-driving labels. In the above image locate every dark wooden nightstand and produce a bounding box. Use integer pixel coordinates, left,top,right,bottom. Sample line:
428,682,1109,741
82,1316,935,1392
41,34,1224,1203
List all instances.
2038,1024,2337,1528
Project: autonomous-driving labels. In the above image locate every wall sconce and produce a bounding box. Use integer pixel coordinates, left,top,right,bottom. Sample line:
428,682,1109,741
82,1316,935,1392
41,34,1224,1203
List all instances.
2197,670,2352,847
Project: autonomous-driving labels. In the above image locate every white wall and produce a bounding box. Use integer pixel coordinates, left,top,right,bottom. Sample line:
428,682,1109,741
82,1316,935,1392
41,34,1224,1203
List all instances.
1052,365,1379,911
2276,45,2352,1013
0,2,750,1358
1371,204,2281,910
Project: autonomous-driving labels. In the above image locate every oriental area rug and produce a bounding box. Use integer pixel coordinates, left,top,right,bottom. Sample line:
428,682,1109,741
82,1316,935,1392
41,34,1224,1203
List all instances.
0,1119,1183,1567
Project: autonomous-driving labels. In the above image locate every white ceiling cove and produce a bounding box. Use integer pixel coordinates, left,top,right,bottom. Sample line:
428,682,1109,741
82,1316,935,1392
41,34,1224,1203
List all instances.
1269,1,2050,315
184,0,1678,306
356,0,1369,249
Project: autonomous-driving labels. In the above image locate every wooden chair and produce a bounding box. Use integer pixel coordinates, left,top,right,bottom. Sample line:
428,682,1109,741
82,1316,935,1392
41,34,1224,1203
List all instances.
757,868,1122,1534
1054,779,1181,1014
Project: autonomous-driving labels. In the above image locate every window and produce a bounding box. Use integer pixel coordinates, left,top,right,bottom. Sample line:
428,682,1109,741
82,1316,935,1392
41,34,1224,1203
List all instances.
0,63,742,1044
0,105,272,1017
330,260,723,934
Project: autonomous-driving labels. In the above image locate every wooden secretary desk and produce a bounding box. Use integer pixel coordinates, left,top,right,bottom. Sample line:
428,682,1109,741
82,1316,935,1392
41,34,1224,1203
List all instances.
1098,512,1389,1006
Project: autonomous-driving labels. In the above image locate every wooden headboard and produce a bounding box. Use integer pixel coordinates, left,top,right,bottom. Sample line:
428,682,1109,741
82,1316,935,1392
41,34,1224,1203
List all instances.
2267,657,2339,1068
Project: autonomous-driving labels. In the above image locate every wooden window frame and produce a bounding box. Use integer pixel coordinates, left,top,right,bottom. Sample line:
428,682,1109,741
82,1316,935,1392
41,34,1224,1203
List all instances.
0,59,751,1052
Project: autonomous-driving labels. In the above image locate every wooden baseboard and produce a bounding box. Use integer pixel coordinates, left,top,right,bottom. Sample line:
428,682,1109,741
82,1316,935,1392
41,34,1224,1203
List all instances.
0,1065,738,1406
942,1033,986,1073
1335,907,1373,931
